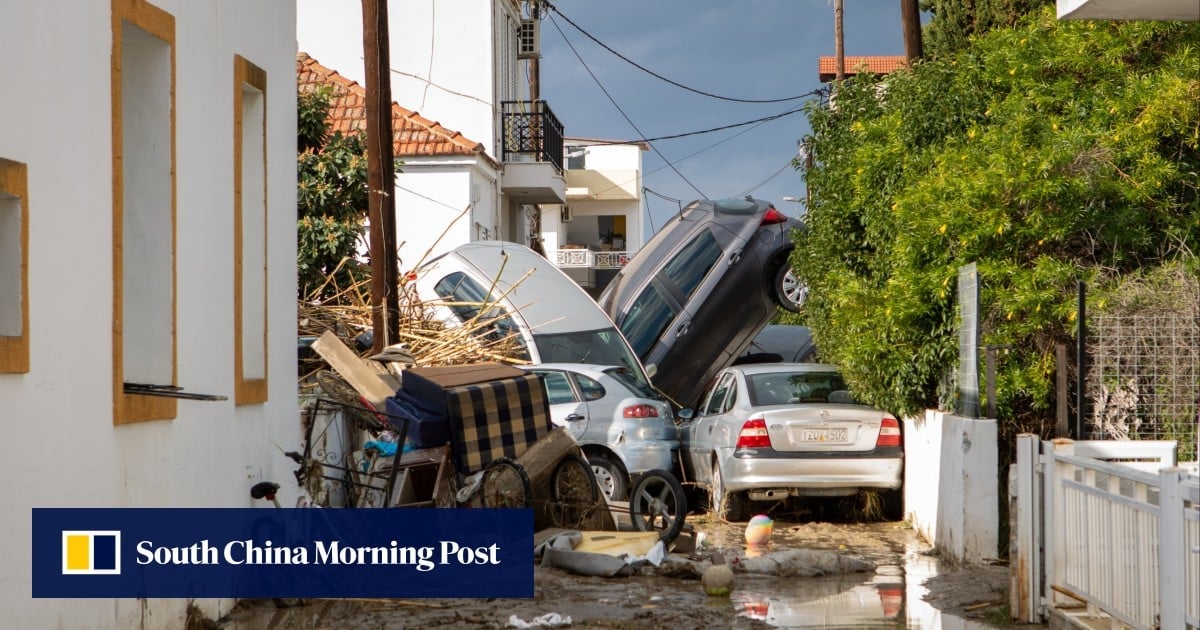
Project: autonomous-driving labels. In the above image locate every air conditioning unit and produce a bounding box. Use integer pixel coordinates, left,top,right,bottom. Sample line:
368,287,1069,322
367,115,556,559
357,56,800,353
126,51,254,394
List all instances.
560,206,573,223
518,19,540,59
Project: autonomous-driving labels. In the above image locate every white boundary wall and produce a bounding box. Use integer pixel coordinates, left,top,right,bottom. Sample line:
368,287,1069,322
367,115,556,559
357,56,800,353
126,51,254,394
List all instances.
904,410,999,564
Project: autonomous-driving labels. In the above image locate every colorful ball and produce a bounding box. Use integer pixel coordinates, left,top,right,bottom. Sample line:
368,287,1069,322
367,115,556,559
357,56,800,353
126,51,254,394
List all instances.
744,514,774,545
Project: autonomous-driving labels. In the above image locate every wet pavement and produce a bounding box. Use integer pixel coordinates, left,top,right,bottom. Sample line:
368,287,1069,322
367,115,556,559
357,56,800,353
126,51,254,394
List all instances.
221,516,1016,629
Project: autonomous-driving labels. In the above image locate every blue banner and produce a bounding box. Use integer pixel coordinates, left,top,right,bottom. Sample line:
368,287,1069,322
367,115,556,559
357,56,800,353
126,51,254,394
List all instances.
33,508,533,598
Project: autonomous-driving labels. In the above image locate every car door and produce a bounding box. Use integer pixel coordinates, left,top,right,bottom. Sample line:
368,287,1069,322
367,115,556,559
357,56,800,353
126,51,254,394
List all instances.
530,369,589,440
684,371,735,484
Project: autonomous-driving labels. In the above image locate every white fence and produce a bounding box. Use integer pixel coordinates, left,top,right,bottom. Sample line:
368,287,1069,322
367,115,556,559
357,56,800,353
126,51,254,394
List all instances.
1013,436,1200,629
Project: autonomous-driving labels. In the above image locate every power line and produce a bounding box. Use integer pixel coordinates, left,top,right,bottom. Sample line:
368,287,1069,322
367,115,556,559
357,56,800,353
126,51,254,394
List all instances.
547,13,706,199
545,1,819,105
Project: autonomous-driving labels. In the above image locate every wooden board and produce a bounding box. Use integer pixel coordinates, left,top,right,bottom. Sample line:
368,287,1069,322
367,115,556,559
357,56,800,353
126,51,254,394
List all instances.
310,330,397,410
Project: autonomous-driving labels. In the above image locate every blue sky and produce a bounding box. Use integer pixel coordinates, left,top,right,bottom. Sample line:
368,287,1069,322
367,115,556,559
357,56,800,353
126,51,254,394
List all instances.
538,1,913,237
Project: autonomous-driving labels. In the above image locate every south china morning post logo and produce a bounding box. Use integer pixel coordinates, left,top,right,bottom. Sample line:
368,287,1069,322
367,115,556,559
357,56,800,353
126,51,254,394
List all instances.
61,530,121,575
34,508,533,598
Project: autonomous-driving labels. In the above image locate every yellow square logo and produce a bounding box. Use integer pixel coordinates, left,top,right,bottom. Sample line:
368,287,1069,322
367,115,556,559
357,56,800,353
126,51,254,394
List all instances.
61,531,121,575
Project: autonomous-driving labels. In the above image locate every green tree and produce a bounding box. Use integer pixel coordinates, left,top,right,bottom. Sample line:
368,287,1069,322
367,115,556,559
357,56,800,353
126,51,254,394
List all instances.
793,7,1200,425
919,0,1053,58
297,86,369,298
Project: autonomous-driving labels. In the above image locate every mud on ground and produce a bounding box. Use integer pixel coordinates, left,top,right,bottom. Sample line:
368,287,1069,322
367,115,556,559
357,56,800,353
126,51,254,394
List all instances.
219,511,1015,629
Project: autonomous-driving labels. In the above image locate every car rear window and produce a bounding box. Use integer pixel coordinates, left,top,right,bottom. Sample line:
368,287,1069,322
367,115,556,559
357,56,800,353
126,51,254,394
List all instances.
747,371,848,405
604,367,661,400
532,327,649,388
660,228,722,299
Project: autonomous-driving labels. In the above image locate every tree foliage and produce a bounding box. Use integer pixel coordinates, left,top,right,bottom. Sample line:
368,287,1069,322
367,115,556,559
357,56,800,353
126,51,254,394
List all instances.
919,0,1054,58
792,7,1200,424
297,86,369,298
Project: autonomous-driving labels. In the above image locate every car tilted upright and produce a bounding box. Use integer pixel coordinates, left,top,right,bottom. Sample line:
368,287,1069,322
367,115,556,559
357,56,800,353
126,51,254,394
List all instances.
597,197,806,410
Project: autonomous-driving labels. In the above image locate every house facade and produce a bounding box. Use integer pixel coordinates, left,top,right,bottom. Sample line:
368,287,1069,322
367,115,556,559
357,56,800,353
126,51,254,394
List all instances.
0,1,299,627
297,0,567,265
540,138,649,294
298,53,502,270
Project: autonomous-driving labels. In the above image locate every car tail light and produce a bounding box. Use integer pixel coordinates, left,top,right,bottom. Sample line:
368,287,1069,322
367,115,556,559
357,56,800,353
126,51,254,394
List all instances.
736,416,772,448
876,415,901,447
622,404,659,419
760,207,788,225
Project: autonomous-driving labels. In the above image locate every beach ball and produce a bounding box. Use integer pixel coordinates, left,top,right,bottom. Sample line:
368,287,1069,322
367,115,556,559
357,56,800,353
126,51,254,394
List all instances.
744,514,774,545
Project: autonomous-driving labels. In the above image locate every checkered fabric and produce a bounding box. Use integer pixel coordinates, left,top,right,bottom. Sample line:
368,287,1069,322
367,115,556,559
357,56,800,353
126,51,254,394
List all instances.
447,373,553,474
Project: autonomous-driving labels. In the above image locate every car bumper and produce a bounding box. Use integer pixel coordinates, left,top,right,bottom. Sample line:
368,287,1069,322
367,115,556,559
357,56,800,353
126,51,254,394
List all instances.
721,449,902,494
616,440,679,475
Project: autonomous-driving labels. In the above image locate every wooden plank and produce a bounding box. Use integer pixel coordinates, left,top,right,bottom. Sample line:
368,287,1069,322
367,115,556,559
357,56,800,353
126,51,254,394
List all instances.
311,330,397,410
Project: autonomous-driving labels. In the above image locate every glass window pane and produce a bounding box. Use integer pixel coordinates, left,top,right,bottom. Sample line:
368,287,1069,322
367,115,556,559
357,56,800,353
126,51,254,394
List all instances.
574,374,606,401
535,370,578,405
660,228,722,298
619,286,674,358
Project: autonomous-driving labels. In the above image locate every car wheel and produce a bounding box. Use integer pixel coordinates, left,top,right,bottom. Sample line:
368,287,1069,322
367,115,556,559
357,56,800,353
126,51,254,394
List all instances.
773,264,806,313
629,469,687,543
712,460,750,522
587,454,628,502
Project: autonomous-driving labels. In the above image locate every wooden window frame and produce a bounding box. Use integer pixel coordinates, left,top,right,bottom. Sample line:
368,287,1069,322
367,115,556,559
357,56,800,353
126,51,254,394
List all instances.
111,0,177,424
0,158,30,374
233,55,268,405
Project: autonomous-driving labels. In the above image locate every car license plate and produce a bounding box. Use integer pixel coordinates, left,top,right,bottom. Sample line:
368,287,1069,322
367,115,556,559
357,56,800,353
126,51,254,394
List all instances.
800,428,847,442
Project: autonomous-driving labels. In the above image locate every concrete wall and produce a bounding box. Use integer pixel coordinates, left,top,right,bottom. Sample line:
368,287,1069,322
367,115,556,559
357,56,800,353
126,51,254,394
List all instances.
904,410,999,564
297,0,499,152
395,160,501,271
0,1,298,627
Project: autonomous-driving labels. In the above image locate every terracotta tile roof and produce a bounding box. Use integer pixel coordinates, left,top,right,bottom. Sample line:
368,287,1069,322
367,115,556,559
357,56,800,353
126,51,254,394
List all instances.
296,52,497,167
818,55,909,82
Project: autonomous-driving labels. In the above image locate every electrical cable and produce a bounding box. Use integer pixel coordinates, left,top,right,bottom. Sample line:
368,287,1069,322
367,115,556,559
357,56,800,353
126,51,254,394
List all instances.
732,159,797,198
547,13,706,198
544,1,820,105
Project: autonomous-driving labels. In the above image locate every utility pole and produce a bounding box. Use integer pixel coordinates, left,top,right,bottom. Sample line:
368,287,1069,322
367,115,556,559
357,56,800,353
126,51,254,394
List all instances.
362,0,400,353
900,0,923,63
834,0,845,81
526,1,546,256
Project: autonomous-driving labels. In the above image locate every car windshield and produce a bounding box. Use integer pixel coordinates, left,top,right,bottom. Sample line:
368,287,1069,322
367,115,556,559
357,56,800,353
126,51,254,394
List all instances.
603,367,662,400
533,328,650,386
747,371,848,405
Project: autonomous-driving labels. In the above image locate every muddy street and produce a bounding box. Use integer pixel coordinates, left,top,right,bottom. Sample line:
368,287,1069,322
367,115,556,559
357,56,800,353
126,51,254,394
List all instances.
219,510,1016,629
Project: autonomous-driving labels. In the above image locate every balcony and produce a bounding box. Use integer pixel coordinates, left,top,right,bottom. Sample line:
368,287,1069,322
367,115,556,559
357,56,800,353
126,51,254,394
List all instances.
551,248,630,270
500,100,566,204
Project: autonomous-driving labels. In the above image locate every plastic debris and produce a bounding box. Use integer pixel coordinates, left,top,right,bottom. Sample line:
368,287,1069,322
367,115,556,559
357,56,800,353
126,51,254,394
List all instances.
507,612,572,627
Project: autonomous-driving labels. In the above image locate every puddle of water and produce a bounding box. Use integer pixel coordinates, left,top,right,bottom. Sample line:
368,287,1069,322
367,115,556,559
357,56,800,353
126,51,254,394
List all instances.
728,547,995,629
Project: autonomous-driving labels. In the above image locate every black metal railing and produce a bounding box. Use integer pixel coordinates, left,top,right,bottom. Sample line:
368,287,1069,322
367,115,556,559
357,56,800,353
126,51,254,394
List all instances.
500,100,564,173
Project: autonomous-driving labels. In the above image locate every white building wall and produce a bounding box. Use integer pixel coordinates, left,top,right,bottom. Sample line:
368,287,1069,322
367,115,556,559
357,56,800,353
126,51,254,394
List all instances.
297,0,501,155
395,162,500,270
904,410,1000,564
0,1,298,627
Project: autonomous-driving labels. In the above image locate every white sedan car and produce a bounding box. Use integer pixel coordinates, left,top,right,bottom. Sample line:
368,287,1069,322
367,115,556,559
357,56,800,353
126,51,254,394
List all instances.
680,363,903,521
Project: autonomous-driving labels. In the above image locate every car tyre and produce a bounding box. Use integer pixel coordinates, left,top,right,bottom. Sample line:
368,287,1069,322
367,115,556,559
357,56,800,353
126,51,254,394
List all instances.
629,469,687,543
587,453,628,502
712,460,750,522
773,264,806,313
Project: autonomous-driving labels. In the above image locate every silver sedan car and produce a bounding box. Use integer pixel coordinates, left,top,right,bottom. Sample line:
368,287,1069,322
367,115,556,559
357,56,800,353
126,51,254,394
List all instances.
679,363,903,522
519,363,679,502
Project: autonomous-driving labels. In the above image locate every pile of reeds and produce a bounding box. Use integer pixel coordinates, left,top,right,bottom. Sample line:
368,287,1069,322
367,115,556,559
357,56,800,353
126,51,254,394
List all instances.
298,258,530,383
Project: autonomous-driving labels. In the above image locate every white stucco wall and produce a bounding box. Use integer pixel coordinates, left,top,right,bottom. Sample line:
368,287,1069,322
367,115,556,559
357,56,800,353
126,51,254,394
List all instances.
395,160,500,270
0,1,298,627
904,410,1000,564
297,0,499,153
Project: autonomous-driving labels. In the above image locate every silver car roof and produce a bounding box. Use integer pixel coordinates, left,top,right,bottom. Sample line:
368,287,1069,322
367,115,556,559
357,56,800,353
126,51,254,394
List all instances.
730,362,843,376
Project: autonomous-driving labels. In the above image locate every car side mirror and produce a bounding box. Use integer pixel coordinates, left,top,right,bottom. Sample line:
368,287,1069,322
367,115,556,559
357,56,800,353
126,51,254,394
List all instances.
676,408,695,421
